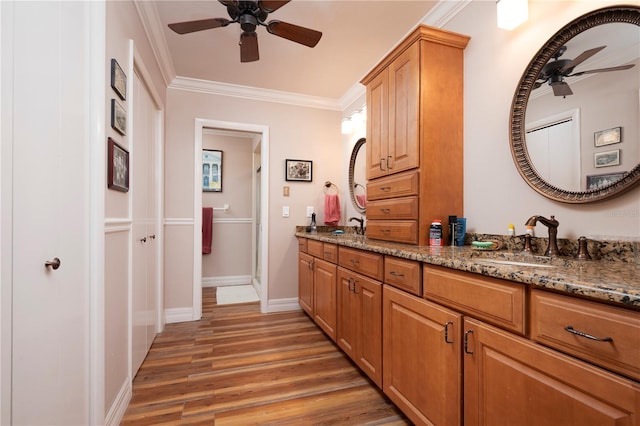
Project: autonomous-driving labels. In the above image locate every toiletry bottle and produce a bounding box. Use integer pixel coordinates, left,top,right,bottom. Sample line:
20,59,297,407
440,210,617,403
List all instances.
310,212,317,233
448,215,457,246
508,224,515,236
525,225,534,237
429,220,443,246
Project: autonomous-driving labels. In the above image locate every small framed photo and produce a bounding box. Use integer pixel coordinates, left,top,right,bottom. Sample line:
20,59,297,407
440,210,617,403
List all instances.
586,172,625,190
110,58,127,101
285,159,313,182
108,138,129,192
202,149,223,192
594,126,621,147
594,149,620,168
111,99,127,135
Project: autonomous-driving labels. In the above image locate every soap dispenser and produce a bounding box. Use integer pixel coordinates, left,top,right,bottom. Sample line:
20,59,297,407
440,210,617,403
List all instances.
310,212,317,234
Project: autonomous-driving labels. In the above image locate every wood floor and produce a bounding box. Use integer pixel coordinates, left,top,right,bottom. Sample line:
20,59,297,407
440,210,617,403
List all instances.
121,287,410,425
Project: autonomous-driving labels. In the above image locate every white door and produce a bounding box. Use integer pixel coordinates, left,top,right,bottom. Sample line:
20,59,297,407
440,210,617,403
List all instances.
4,2,90,424
131,70,158,375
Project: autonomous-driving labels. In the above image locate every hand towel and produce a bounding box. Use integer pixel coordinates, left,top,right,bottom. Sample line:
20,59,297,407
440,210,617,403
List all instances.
356,194,367,208
324,193,341,226
202,207,213,254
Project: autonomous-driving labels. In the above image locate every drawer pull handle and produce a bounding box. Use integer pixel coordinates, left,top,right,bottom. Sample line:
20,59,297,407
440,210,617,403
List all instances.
380,186,391,192
381,229,391,233
387,156,393,170
348,278,354,292
564,326,613,342
380,208,391,213
464,330,474,354
350,258,360,266
353,280,360,294
379,158,386,171
444,321,454,344
324,251,332,256
389,271,405,278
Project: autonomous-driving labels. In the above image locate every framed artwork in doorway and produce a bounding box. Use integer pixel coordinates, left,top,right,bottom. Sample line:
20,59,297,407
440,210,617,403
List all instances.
285,159,313,182
586,172,625,190
111,99,127,135
203,149,223,192
594,149,620,168
107,138,129,192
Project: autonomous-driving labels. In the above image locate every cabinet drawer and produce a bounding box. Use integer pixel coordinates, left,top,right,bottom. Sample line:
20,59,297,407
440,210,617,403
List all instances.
323,243,338,263
367,170,419,201
366,220,418,245
423,265,525,334
339,247,384,281
531,290,640,381
307,239,324,258
297,237,308,253
384,256,422,296
367,197,418,220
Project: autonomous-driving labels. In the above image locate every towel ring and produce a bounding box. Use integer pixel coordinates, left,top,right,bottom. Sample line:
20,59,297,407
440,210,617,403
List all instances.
323,181,339,195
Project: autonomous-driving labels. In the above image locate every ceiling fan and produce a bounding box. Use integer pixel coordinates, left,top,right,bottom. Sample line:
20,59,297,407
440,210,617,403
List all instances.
534,45,636,97
168,0,322,63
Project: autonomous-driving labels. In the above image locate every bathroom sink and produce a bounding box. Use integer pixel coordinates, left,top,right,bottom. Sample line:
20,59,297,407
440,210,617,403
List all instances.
473,258,555,269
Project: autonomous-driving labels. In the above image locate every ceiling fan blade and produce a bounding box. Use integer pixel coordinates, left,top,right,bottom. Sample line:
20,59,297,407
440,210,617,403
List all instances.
551,82,573,97
240,31,259,63
266,20,322,47
168,18,230,34
570,63,635,77
560,45,606,72
258,0,290,13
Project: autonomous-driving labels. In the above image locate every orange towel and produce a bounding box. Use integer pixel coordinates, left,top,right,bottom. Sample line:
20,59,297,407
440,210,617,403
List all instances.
324,194,341,226
202,207,213,254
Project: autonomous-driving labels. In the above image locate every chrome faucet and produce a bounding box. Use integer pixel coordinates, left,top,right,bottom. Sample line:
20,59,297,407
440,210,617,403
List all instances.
349,216,365,235
525,215,560,257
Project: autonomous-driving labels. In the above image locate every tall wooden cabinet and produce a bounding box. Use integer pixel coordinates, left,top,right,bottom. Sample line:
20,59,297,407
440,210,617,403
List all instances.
361,25,470,245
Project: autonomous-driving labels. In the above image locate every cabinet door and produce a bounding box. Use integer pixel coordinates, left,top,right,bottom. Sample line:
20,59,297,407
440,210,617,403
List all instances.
298,252,314,316
383,285,463,426
314,258,337,341
337,267,357,360
464,317,640,426
388,42,420,175
366,69,389,179
356,275,382,387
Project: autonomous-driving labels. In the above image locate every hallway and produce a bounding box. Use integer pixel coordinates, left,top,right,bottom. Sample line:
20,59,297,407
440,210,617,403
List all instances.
121,287,409,424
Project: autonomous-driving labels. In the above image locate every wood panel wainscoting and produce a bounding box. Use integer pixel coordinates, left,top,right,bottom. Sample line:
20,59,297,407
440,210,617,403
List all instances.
121,287,409,425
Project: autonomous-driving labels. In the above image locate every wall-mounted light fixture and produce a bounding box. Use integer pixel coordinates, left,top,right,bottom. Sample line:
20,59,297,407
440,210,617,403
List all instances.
497,0,528,30
341,105,367,135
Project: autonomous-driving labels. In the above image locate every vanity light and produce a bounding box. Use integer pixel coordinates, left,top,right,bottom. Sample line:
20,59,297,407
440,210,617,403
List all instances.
341,118,353,135
497,0,528,30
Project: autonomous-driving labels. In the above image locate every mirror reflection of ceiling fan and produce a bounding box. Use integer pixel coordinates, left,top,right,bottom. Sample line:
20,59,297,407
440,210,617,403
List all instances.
167,0,322,63
534,45,636,97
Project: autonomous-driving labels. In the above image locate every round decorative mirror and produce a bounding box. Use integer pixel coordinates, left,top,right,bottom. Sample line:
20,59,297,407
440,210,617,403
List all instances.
348,138,366,213
510,5,640,203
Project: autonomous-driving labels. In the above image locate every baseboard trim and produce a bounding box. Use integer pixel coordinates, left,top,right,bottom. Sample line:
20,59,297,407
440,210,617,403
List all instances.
165,307,195,323
266,297,301,313
104,376,131,426
202,275,252,287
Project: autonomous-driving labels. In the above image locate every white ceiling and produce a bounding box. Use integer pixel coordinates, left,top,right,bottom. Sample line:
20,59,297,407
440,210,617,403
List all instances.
147,1,452,105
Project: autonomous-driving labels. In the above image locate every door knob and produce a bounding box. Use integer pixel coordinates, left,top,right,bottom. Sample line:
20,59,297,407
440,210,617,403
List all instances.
45,258,61,270
140,237,147,243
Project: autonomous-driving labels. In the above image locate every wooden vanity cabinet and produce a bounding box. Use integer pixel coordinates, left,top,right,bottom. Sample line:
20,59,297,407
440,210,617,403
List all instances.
297,238,337,341
464,317,640,426
337,267,383,387
383,285,463,426
362,25,470,245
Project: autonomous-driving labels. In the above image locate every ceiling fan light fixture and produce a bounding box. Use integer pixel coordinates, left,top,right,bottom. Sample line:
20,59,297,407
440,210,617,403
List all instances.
497,0,528,30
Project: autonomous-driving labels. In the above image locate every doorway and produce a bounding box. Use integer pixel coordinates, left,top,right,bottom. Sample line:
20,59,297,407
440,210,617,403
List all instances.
194,119,269,316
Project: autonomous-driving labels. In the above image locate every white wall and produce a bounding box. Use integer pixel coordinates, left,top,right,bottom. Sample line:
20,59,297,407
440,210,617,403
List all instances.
441,0,640,239
164,88,342,308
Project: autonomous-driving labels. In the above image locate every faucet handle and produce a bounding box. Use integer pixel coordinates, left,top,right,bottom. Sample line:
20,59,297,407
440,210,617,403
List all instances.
575,236,592,260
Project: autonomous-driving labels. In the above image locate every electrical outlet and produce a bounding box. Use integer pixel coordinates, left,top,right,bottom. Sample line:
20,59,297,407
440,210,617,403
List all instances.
282,206,290,217
306,206,314,217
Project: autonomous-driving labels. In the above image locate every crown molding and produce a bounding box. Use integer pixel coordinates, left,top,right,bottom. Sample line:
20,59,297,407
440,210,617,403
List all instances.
422,0,472,27
169,76,342,110
134,0,175,87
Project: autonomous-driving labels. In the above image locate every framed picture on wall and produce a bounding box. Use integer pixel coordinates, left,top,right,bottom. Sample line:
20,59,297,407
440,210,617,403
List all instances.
285,159,313,182
111,99,127,135
203,149,223,192
107,138,129,192
594,126,621,147
586,172,625,190
594,149,620,168
110,58,127,101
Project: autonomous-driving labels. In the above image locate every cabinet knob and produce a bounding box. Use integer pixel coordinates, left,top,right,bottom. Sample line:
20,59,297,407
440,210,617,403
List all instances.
45,257,61,270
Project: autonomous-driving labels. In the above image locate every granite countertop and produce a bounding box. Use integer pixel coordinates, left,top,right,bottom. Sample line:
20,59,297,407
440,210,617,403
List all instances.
296,231,640,309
